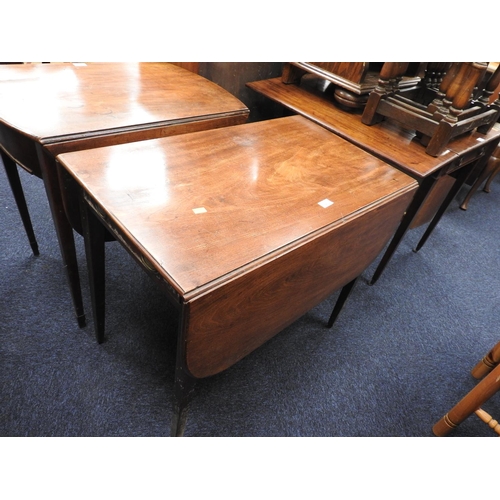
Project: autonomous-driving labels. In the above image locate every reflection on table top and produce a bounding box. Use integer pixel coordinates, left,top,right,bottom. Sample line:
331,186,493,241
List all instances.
0,62,249,143
58,115,417,297
247,77,500,179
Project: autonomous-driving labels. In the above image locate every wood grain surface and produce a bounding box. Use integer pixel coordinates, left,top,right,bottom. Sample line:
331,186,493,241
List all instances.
59,115,417,296
59,115,418,377
0,62,248,145
247,77,500,179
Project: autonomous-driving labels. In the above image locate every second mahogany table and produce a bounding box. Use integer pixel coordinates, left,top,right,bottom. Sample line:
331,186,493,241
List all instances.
0,62,249,326
58,115,417,435
247,77,500,284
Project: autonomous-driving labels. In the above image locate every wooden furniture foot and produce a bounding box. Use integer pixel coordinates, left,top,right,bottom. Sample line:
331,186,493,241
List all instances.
171,341,197,437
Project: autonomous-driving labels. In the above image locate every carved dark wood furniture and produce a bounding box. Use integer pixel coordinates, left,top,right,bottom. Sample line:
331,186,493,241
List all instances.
247,77,500,284
362,62,500,156
0,62,249,326
57,115,417,435
281,62,424,109
433,341,500,436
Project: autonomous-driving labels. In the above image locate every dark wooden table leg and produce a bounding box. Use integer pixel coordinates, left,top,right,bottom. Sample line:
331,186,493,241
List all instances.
170,368,197,437
80,194,106,343
37,147,86,327
414,164,476,253
171,310,197,437
369,176,436,285
483,161,500,193
2,150,39,256
459,161,495,211
327,278,357,328
415,141,500,252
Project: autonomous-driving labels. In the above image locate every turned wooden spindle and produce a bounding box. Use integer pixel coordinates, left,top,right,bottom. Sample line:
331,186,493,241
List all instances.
475,408,500,435
428,62,462,115
433,357,500,436
471,340,500,379
424,62,452,89
362,62,409,125
477,64,500,105
443,62,489,123
378,62,409,94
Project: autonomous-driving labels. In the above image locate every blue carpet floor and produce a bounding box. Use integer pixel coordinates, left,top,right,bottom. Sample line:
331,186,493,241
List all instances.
1,156,499,438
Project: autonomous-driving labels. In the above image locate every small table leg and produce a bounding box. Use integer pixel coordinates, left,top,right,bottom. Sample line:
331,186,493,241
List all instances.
369,176,436,285
170,307,198,437
328,278,357,328
171,354,197,436
414,162,475,253
170,371,197,437
38,147,86,327
2,151,39,256
80,194,106,343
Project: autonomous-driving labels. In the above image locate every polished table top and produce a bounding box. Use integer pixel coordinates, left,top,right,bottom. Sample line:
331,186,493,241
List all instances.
0,62,249,327
247,76,500,286
0,62,248,149
58,115,418,433
247,77,500,179
58,115,417,298
59,116,417,385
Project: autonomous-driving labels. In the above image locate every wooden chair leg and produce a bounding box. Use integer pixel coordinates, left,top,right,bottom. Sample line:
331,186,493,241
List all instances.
475,408,500,435
460,154,500,210
471,340,500,379
483,159,500,193
433,363,500,436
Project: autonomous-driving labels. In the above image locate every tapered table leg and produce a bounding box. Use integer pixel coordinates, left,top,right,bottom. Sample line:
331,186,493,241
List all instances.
37,147,86,327
328,278,357,328
170,306,198,437
459,160,495,211
414,165,475,253
2,151,39,256
369,176,436,285
416,140,500,252
483,160,500,193
170,371,197,437
80,194,106,343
